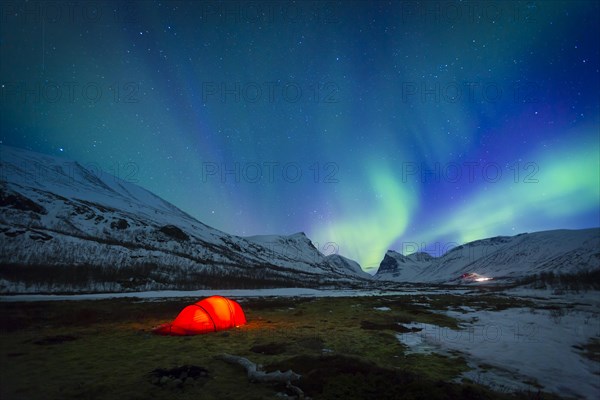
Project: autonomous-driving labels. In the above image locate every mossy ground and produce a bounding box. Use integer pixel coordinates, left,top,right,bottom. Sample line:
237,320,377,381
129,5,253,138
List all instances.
0,295,563,399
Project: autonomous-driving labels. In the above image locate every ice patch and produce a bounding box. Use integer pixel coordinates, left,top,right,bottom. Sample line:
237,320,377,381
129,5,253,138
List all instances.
396,304,600,399
395,322,439,354
0,287,468,301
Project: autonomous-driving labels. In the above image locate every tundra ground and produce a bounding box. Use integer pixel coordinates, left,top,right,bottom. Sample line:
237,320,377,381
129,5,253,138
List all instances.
0,293,594,400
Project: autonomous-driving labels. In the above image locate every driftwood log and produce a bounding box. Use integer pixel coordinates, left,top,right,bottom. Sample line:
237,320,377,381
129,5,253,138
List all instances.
216,353,304,398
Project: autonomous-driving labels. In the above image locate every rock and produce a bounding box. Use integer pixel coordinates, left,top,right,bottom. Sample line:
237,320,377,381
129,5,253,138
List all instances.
159,225,189,241
110,218,129,230
159,376,170,386
170,378,183,388
179,371,187,380
184,377,195,386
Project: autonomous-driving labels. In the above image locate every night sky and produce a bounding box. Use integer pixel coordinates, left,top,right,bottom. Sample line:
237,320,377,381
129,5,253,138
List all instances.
1,1,599,271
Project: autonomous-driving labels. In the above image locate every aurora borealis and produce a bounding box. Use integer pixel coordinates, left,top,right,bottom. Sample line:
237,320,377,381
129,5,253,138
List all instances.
1,1,598,271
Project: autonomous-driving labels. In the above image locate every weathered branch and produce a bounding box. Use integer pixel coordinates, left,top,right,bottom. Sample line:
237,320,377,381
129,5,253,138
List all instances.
216,353,301,383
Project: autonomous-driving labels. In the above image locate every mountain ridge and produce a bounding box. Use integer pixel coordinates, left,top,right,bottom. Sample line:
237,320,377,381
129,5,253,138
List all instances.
375,228,600,282
0,145,369,293
2,145,598,292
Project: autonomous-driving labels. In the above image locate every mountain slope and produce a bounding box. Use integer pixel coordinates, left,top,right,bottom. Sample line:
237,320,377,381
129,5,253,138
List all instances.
0,145,368,292
244,234,371,279
376,250,432,281
375,228,600,283
324,254,373,279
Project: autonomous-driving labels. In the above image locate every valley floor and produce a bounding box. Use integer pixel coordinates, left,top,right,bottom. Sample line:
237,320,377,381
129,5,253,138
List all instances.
0,288,598,399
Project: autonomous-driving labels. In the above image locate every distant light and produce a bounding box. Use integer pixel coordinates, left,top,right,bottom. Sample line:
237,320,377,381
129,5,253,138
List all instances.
59,148,64,152
461,273,492,282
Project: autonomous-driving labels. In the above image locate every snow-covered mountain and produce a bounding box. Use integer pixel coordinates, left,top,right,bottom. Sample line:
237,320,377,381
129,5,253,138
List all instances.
375,228,600,283
376,250,433,281
324,254,372,279
243,233,371,278
0,145,368,292
3,145,597,291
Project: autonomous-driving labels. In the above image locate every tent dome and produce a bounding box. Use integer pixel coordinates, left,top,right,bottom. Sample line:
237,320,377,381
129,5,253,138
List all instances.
153,296,247,335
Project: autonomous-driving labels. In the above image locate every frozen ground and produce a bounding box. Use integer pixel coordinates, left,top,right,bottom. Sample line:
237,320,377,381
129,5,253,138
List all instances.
0,287,468,301
373,306,392,311
397,292,600,399
2,285,598,398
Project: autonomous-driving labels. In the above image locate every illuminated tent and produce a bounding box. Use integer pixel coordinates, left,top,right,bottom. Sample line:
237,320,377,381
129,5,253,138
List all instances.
152,296,247,335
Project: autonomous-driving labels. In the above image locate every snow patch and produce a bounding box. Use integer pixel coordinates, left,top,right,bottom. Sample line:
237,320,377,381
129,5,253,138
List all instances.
396,302,600,399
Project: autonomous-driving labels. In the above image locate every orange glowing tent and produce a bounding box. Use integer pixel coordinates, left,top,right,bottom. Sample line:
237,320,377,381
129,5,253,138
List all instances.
152,296,247,335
